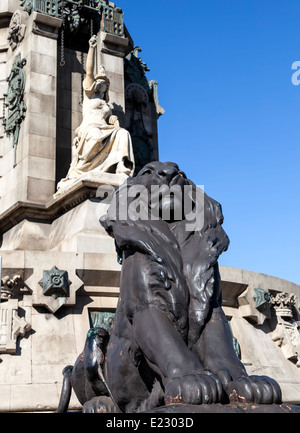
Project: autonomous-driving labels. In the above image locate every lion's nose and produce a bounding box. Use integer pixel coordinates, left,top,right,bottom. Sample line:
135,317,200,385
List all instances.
158,165,178,182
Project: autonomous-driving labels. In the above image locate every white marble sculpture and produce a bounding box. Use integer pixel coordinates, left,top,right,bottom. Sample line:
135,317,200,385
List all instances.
56,35,135,195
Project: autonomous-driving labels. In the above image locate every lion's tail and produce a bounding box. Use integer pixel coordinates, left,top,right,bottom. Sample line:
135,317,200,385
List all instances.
56,365,73,413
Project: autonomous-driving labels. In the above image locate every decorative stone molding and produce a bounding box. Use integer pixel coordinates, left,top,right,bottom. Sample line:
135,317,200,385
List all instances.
0,299,31,353
26,265,83,313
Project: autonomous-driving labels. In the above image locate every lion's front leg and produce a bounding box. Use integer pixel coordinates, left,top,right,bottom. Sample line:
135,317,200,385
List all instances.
195,302,282,404
131,308,223,405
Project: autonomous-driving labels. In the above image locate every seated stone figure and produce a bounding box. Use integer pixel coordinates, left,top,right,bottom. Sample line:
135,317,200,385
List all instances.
56,35,134,195
57,161,282,413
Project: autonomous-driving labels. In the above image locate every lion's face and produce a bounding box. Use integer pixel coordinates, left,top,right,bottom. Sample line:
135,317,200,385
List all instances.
135,161,187,187
132,161,191,223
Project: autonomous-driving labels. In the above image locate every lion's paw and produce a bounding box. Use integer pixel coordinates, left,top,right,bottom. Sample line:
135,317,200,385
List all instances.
164,372,223,405
82,396,118,413
225,375,282,405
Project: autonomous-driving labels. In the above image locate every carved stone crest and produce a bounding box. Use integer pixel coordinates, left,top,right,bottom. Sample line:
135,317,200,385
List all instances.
270,291,300,367
7,10,27,51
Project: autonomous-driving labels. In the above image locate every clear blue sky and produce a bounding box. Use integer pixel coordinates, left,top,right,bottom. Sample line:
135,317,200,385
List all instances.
116,0,300,285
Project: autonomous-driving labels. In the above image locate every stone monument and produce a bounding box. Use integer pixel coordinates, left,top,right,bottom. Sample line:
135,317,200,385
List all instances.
0,0,163,412
0,0,300,413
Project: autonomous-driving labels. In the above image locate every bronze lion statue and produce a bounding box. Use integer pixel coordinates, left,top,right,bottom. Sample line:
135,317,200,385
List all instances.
57,161,282,413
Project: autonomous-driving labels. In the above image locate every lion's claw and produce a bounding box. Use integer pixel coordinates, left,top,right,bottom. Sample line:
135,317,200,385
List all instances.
225,375,282,404
82,396,118,413
165,372,223,405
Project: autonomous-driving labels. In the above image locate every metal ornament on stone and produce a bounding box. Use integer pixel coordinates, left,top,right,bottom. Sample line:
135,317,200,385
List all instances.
39,266,71,299
20,0,33,14
21,0,124,37
89,311,115,331
2,54,27,168
253,286,272,312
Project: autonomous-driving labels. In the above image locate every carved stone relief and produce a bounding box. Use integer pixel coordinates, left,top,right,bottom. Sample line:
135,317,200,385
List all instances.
270,291,300,367
0,299,31,354
7,10,27,51
0,274,31,301
237,285,300,368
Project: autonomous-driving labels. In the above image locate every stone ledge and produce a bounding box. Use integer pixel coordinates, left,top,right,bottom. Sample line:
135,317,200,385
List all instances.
31,12,62,40
0,178,115,234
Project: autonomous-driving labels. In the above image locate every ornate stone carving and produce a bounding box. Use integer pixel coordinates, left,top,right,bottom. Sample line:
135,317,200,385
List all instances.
2,54,27,167
271,291,297,318
0,275,27,301
39,266,71,298
270,291,300,367
7,10,27,51
0,299,31,354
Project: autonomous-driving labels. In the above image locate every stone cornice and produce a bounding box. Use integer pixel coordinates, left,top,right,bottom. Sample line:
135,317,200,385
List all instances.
0,179,110,235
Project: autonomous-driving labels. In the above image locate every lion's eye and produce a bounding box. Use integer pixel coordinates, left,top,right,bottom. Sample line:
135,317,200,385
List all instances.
142,169,152,175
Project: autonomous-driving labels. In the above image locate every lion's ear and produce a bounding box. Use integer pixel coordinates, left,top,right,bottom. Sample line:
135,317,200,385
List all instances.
99,215,112,235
